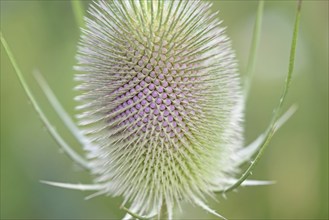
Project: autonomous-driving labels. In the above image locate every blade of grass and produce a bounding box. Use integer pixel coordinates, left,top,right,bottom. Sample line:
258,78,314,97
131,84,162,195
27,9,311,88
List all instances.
222,0,302,194
244,0,264,99
0,32,90,170
71,0,85,28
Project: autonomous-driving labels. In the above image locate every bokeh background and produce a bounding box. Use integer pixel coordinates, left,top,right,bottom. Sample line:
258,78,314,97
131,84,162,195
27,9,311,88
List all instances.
1,1,328,219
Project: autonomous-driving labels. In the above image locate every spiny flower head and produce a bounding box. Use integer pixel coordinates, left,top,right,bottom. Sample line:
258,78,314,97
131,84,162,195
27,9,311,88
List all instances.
75,0,243,218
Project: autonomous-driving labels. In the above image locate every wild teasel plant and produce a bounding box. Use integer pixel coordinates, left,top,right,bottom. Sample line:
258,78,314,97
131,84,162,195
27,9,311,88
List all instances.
1,0,302,219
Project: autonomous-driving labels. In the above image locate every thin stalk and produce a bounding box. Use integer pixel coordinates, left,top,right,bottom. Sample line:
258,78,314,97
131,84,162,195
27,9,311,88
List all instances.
244,0,264,99
71,0,85,28
223,0,302,193
0,33,90,170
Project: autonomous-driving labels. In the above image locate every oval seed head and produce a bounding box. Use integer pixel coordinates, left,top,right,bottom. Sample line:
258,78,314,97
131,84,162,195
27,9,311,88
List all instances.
75,0,243,217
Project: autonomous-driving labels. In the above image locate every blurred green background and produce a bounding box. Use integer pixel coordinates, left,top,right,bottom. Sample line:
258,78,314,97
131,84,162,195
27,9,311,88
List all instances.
1,1,328,219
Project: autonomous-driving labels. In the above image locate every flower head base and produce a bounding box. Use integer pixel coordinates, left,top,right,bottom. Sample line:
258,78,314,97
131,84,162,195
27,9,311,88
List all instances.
76,1,242,218
75,0,243,218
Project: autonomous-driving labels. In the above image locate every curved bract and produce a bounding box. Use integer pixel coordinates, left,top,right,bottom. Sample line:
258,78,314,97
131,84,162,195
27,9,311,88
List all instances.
75,0,243,218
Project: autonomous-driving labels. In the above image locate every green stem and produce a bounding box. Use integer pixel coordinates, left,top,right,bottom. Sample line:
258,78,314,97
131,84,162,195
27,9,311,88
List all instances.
244,0,264,99
0,33,90,170
223,0,302,193
159,203,168,219
71,0,85,28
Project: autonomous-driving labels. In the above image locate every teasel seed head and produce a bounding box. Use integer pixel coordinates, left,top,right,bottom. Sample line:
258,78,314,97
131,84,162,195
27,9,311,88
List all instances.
75,0,243,218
